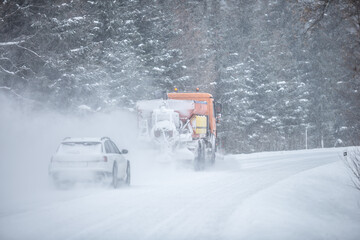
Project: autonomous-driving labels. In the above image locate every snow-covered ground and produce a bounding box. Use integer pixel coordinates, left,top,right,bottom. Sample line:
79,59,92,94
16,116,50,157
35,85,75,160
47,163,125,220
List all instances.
0,97,359,240
0,147,359,240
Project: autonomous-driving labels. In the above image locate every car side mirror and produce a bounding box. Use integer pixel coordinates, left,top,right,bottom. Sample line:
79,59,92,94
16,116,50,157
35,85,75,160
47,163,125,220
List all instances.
122,149,128,154
216,114,221,123
215,103,222,114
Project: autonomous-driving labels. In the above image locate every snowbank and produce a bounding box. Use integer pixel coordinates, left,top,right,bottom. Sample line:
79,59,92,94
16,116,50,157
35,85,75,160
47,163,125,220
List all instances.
222,155,360,240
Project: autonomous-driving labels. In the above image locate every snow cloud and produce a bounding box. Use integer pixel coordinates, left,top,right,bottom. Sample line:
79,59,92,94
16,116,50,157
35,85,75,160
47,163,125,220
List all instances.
0,94,138,210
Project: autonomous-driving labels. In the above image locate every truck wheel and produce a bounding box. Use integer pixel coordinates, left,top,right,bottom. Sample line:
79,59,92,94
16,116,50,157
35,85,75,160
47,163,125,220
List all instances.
209,135,216,165
194,141,205,171
210,148,216,165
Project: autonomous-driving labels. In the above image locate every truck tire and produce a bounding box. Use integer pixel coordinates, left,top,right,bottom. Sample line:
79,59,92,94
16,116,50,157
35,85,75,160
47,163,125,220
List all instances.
210,146,216,165
209,135,216,165
194,140,205,171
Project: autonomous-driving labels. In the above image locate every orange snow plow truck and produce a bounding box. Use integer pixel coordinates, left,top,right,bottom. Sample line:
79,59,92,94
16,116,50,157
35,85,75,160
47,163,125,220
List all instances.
136,89,221,170
167,92,217,140
168,90,222,170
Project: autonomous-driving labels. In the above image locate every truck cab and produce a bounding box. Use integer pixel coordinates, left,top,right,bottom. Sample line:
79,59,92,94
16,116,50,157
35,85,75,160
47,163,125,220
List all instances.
167,92,217,138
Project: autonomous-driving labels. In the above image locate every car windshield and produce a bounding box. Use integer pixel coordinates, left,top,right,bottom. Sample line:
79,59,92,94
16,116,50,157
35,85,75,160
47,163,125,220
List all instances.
58,142,102,154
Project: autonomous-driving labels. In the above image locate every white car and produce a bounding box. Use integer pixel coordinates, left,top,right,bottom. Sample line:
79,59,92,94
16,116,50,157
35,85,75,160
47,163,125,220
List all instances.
49,137,130,188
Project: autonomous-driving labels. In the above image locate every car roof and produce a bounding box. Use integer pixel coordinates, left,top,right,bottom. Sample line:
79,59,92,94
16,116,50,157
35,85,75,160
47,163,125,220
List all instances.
62,137,110,143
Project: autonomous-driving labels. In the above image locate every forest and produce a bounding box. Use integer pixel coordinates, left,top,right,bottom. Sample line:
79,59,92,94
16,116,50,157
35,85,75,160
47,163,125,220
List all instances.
0,0,359,153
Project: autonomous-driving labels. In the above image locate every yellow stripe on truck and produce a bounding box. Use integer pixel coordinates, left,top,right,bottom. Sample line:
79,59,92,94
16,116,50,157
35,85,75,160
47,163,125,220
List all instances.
194,115,207,134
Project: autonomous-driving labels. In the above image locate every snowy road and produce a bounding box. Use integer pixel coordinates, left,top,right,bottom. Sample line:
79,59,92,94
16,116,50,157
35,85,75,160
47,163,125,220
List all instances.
1,148,360,240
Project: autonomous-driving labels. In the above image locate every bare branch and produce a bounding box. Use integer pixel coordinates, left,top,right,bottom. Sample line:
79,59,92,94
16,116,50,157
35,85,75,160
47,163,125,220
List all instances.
344,148,360,190
15,44,44,62
304,0,333,34
0,57,16,69
3,4,31,19
0,86,38,104
0,64,15,75
0,41,25,46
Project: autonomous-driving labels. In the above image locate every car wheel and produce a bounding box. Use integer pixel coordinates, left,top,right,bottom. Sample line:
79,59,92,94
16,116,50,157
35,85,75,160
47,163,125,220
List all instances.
125,161,131,186
50,175,60,189
112,163,119,189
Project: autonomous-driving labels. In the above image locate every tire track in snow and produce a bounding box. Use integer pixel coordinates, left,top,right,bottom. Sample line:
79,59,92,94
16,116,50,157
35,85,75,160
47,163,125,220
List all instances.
0,149,342,240
141,152,339,239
